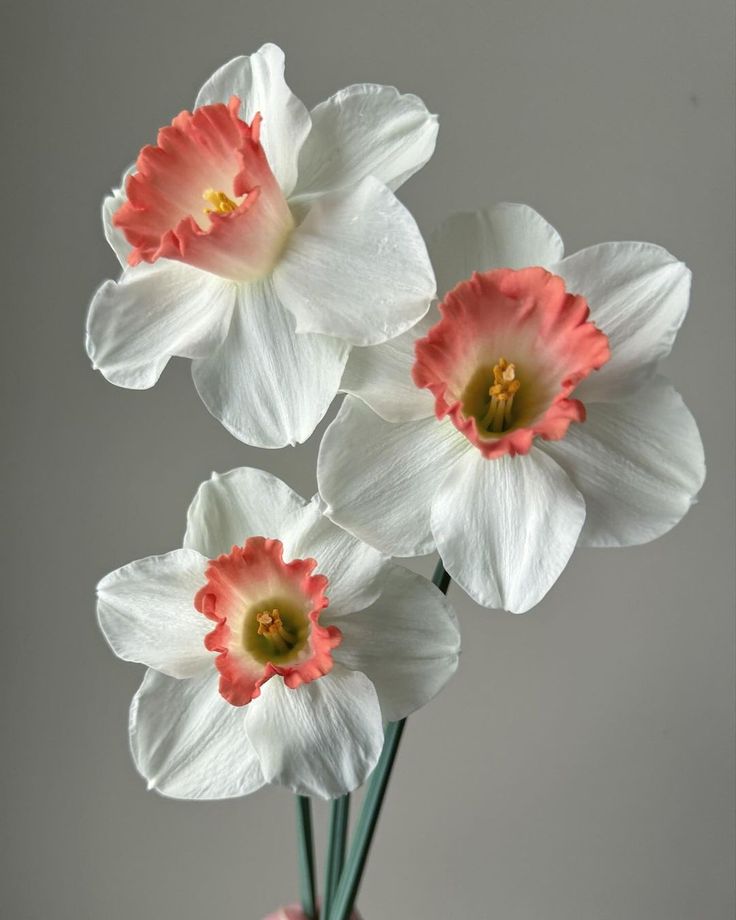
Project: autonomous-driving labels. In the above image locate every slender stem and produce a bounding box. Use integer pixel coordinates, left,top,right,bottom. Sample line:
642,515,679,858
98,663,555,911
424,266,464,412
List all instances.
323,795,351,917
432,560,452,594
328,559,451,920
295,795,318,920
328,721,406,920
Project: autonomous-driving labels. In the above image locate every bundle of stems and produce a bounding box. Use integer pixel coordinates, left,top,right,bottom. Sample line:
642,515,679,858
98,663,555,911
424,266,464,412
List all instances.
294,560,452,920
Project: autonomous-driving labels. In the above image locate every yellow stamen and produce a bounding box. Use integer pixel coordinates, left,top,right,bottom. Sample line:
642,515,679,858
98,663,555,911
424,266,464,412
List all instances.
202,188,238,215
481,357,521,433
255,608,295,653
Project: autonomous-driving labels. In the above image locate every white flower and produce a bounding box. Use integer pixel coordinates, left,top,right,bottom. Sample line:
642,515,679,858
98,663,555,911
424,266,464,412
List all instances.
318,203,705,613
87,43,437,448
97,468,459,800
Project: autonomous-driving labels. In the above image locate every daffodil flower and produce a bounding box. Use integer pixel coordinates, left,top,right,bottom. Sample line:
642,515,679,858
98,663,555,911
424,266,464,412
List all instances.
318,203,705,613
87,43,437,447
97,468,459,799
263,907,360,920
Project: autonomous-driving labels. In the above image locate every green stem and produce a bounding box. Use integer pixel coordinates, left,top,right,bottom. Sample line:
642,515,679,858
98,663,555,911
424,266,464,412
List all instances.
323,795,351,917
295,795,318,919
327,559,451,920
432,560,452,594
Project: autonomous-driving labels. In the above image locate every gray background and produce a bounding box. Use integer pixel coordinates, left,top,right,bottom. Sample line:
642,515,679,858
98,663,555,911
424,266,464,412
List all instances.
1,0,734,917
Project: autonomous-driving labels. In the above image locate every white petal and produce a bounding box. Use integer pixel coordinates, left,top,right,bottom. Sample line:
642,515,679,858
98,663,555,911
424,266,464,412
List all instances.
245,665,383,799
318,397,469,556
183,468,386,613
86,261,235,389
292,84,438,200
195,43,310,197
192,280,349,448
540,377,705,547
431,448,585,613
102,164,134,267
97,549,211,678
340,305,438,422
130,669,265,800
331,565,460,722
429,202,565,299
283,496,388,616
184,467,309,559
551,242,691,402
273,177,435,346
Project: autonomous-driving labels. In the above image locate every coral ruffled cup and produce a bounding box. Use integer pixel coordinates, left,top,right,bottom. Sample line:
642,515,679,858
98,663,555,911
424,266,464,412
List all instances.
114,96,294,282
195,537,341,706
413,267,611,458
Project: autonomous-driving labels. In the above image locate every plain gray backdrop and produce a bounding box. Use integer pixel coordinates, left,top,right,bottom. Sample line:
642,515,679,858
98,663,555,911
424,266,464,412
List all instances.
1,1,734,918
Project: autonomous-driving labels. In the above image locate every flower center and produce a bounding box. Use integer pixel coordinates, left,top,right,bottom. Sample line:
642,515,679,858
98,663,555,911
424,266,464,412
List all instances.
256,607,285,637
194,537,342,706
113,98,295,282
481,357,521,433
246,600,309,664
203,188,239,215
412,267,612,459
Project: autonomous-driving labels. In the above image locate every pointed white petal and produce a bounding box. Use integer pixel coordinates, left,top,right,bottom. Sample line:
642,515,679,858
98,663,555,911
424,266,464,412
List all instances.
318,397,469,556
340,305,438,422
552,242,691,402
195,43,310,197
130,669,265,800
431,448,585,613
283,496,388,616
245,665,383,799
184,467,309,559
86,261,235,389
540,377,705,547
183,468,386,612
292,84,438,200
192,280,349,448
273,177,435,346
429,202,565,299
330,565,460,722
97,549,210,678
102,164,135,267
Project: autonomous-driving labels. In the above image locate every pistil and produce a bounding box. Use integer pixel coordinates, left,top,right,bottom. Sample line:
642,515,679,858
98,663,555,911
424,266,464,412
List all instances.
256,607,296,653
482,357,521,433
203,188,238,215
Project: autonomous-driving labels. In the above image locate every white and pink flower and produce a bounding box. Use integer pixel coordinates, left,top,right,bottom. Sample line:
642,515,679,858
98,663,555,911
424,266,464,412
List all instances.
318,203,705,613
87,43,438,447
97,468,459,799
262,907,361,920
